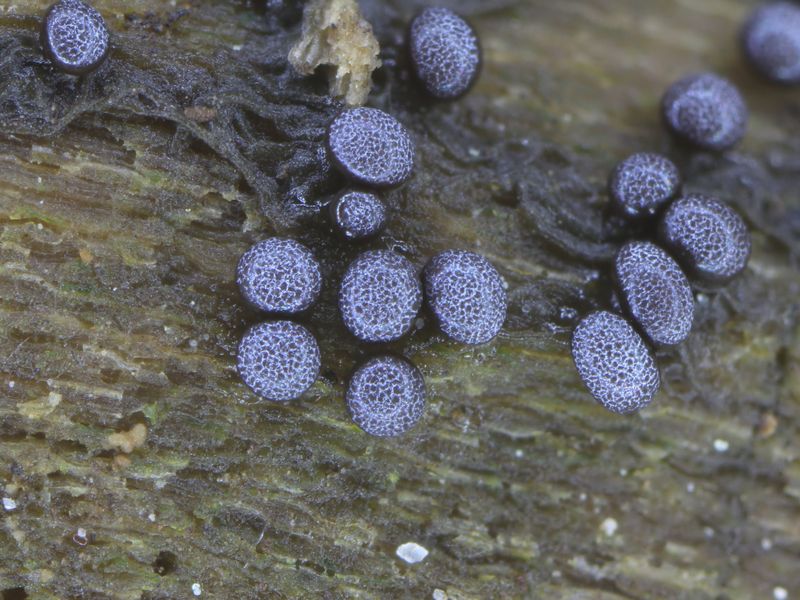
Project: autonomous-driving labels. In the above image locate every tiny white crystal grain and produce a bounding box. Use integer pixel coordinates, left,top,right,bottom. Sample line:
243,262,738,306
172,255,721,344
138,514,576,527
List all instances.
73,527,88,546
192,583,202,596
396,542,429,564
2,498,17,511
774,587,788,600
600,517,618,537
713,439,729,453
432,590,447,600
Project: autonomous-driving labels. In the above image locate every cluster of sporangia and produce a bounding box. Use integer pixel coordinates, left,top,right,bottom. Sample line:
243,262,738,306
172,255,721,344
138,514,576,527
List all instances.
34,0,796,426
238,7,498,438
572,1,800,415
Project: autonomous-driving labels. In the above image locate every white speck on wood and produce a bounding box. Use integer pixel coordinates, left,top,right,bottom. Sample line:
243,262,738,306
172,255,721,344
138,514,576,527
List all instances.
600,517,618,537
396,542,429,564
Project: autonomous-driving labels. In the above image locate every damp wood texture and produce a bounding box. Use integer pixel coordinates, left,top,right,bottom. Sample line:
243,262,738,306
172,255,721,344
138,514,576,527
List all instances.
1,1,799,598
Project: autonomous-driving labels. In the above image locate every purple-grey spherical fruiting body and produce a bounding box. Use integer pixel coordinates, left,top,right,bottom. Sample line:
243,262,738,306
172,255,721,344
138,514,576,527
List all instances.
409,7,481,100
661,73,748,151
347,355,426,437
659,194,751,284
237,321,321,402
327,108,415,189
614,241,694,346
339,250,422,342
423,250,507,345
742,2,800,84
236,238,322,314
608,152,681,219
571,311,660,415
331,191,387,241
41,0,110,75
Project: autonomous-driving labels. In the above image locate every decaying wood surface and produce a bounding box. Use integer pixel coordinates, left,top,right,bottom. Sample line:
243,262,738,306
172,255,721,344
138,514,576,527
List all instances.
0,1,799,598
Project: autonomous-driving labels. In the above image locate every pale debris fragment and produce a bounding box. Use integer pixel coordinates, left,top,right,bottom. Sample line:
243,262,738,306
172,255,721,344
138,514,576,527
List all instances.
106,423,147,454
774,587,788,600
396,541,429,564
192,583,202,596
289,0,381,106
2,497,17,511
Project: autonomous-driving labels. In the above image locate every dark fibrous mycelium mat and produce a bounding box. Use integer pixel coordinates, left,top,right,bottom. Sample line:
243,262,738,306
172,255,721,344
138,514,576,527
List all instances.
0,1,799,598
